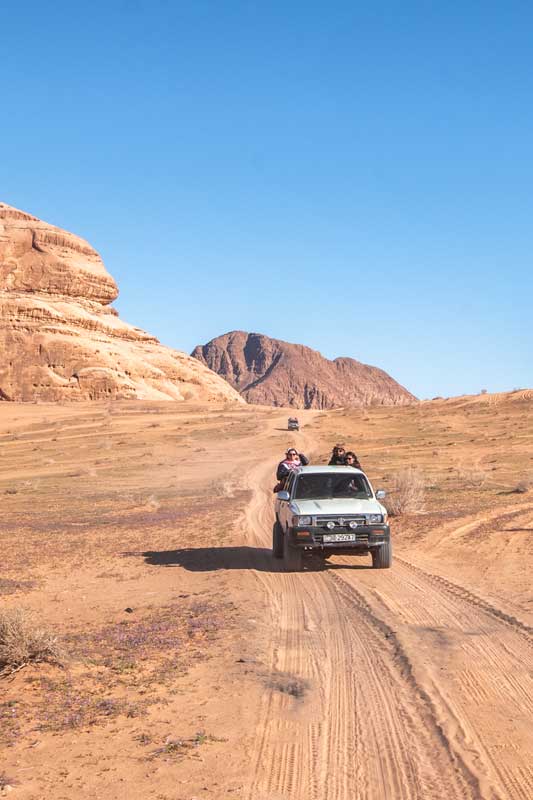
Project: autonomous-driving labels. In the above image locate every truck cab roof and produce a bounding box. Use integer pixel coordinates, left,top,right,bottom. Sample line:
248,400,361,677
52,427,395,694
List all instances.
294,465,365,476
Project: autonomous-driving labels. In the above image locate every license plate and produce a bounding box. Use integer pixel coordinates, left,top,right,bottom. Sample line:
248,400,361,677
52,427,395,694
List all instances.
322,533,357,543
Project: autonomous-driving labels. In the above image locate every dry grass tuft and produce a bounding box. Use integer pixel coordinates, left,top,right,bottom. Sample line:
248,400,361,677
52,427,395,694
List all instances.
513,477,531,494
209,478,235,498
0,772,17,790
384,468,426,516
0,607,66,676
458,464,488,488
148,731,226,760
267,671,310,699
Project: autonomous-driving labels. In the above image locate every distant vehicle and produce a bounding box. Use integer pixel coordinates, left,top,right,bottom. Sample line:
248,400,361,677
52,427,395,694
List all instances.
272,465,390,572
288,417,299,431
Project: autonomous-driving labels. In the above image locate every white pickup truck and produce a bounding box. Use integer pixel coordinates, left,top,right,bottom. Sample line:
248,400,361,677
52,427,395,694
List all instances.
273,465,391,571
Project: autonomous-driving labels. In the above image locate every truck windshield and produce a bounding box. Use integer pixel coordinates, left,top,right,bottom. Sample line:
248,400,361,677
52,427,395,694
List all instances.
294,473,372,500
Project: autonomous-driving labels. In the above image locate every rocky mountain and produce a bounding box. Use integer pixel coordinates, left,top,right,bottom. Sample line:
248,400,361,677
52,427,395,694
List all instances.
0,203,242,403
192,331,416,409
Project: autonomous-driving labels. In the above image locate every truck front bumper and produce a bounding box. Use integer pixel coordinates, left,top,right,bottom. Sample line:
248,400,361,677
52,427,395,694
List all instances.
288,524,390,553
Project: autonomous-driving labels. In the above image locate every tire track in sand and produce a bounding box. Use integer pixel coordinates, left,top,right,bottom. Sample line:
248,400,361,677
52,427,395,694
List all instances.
331,516,533,800
242,422,488,799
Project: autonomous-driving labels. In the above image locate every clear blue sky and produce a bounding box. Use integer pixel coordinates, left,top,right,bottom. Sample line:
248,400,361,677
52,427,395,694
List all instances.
1,1,531,399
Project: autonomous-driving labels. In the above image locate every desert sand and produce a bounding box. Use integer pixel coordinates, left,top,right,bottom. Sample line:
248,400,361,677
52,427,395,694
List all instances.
1,390,532,799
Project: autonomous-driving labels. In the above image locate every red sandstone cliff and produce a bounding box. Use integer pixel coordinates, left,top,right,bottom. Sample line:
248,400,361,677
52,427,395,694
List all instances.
192,331,416,409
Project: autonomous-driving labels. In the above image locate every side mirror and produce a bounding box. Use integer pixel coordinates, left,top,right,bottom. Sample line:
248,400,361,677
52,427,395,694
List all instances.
376,489,386,501
277,490,290,501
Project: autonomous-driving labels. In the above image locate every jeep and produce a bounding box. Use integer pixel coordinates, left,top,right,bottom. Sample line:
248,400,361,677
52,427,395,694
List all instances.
272,465,391,571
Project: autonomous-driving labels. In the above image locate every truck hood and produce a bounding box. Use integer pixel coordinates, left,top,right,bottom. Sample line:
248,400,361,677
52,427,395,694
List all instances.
290,498,386,516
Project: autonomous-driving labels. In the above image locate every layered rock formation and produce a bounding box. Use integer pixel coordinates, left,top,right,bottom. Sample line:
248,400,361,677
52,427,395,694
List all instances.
0,203,242,403
192,331,416,409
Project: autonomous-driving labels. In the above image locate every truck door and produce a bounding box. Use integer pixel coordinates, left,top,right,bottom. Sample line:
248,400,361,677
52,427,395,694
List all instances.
280,472,295,530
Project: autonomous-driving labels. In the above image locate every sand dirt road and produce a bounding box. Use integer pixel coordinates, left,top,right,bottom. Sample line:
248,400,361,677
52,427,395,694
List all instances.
239,416,533,800
1,395,532,800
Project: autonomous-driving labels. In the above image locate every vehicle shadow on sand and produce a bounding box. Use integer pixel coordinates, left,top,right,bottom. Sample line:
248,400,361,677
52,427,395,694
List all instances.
129,546,278,572
125,547,373,573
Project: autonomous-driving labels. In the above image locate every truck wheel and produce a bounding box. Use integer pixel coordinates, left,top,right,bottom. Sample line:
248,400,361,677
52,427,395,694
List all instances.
372,540,392,569
272,521,284,559
283,531,303,572
310,553,327,570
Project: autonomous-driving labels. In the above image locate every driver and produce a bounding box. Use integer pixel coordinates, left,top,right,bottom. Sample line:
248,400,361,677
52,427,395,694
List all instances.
333,476,361,497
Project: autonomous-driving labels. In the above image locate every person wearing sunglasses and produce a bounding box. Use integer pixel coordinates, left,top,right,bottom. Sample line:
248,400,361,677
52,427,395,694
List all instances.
328,443,347,465
345,451,362,470
276,448,309,482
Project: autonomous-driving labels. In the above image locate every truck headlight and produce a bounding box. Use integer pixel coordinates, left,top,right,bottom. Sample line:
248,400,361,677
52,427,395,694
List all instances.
367,514,383,524
293,515,312,526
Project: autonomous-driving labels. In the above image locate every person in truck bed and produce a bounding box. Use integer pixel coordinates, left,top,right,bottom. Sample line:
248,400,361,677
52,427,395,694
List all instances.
276,448,309,482
345,451,362,470
328,444,346,465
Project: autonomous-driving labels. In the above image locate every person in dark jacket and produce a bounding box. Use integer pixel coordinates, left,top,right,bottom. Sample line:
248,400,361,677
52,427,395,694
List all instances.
328,444,346,465
345,451,362,470
276,448,309,481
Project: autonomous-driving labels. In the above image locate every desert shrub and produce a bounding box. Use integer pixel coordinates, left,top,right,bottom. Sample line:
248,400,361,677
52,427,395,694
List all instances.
148,731,225,760
0,607,66,675
513,477,531,494
268,671,309,698
36,680,144,731
384,468,425,516
0,773,17,790
458,464,488,488
209,478,235,498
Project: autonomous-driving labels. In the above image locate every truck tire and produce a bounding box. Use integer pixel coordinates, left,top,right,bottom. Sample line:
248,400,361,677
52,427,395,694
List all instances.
272,521,284,559
310,552,327,570
372,540,392,569
283,531,303,572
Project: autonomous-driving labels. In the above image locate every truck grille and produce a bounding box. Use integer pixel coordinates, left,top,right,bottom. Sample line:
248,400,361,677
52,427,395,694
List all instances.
315,516,367,528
